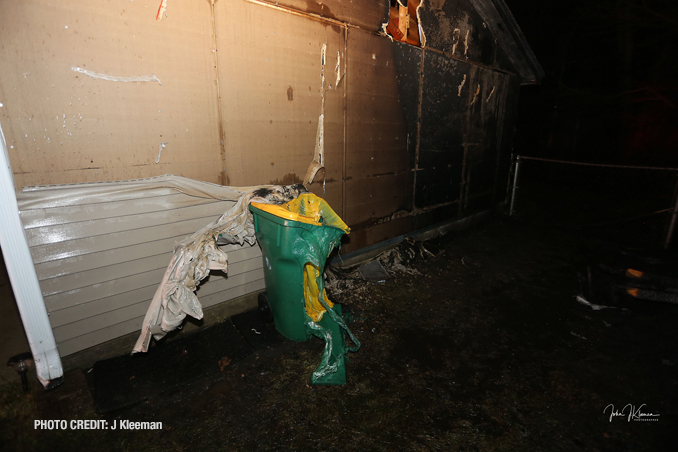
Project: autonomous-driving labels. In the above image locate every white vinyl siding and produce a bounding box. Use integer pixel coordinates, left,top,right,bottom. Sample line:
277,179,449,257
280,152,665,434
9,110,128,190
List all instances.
17,176,265,357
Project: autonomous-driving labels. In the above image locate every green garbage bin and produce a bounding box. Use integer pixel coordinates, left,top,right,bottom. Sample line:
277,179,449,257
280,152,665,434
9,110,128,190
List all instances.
249,193,360,385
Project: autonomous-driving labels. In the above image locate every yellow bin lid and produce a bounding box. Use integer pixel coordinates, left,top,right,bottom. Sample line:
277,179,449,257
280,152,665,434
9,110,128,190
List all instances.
251,193,350,234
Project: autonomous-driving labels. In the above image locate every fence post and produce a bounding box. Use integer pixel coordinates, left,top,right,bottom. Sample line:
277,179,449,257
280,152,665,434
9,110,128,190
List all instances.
509,156,521,216
663,176,678,249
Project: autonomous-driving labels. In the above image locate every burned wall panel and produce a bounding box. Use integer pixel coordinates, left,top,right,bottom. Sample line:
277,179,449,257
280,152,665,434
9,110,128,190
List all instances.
459,67,499,212
461,68,508,214
419,0,498,67
462,68,505,214
418,52,468,168
312,179,343,213
415,50,469,207
343,215,413,254
217,0,345,204
344,172,413,228
304,107,345,204
494,43,516,75
415,166,463,208
413,202,460,230
392,41,423,170
465,161,495,198
464,68,503,165
0,0,222,189
346,30,409,180
262,0,389,31
345,29,412,228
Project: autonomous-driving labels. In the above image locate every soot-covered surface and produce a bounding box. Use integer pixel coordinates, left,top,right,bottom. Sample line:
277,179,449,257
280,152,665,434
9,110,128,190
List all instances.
2,217,676,451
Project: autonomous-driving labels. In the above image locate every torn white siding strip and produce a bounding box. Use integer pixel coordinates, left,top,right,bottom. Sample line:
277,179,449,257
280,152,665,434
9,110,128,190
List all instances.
416,1,426,48
17,175,249,210
303,113,325,186
0,121,63,388
458,74,467,97
71,67,162,86
381,22,394,42
335,51,342,87
303,43,327,186
155,143,167,164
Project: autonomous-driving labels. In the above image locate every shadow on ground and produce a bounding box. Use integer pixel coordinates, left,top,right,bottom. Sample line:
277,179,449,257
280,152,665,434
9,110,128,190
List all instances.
1,216,676,451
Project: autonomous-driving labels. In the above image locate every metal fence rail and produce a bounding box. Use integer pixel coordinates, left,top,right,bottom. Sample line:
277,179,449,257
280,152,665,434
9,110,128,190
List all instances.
510,155,678,249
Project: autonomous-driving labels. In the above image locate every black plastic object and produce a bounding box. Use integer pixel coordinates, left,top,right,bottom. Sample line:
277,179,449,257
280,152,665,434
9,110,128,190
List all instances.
258,292,274,322
7,352,34,392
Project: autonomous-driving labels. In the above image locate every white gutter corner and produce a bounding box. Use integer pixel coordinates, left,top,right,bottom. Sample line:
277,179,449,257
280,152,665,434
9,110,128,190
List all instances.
0,121,63,389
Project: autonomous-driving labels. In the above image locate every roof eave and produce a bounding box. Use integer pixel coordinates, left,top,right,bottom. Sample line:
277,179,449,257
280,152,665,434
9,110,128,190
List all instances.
468,0,545,85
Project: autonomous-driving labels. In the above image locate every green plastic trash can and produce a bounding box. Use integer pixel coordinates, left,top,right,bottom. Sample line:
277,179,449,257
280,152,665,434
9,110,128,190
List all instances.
249,193,360,385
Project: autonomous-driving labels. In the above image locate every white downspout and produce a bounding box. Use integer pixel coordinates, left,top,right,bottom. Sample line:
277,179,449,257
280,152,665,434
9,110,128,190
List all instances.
0,121,63,389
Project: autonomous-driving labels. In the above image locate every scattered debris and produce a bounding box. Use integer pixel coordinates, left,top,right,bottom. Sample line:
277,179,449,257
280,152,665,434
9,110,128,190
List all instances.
582,262,678,306
625,287,678,305
359,260,391,284
575,295,615,311
570,331,587,340
460,255,480,268
325,238,434,299
218,356,232,371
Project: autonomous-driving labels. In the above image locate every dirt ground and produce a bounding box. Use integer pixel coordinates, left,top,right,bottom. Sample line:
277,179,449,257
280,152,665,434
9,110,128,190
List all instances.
1,213,677,451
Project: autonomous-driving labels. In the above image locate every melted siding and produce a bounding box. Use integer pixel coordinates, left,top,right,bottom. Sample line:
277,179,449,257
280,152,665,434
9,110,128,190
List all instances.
17,177,264,357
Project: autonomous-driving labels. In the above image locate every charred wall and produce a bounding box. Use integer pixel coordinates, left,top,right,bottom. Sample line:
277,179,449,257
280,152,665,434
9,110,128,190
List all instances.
1,0,524,253
364,0,522,243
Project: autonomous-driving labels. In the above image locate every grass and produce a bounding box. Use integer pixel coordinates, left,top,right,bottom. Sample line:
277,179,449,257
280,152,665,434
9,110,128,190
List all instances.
1,215,676,451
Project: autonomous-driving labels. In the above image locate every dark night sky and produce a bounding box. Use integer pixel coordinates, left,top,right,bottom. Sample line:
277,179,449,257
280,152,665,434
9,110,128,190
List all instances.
507,0,678,166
